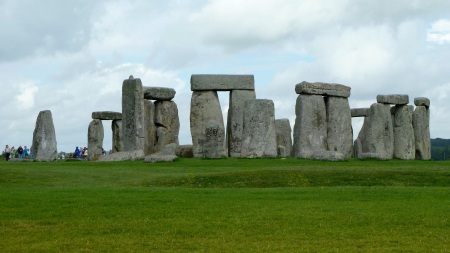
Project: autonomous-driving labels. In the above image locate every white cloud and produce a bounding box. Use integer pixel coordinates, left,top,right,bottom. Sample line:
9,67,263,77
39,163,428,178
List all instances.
15,82,39,109
427,19,450,44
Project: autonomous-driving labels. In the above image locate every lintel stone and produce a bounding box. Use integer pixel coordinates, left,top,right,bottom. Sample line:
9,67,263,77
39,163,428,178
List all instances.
414,97,430,107
351,108,370,117
92,111,122,120
295,81,351,97
143,87,176,101
191,74,255,91
376,94,409,105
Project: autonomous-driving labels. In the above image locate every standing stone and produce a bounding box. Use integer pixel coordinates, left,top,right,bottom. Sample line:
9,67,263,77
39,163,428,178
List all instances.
275,119,292,157
88,119,104,161
413,106,431,160
326,97,353,158
155,101,180,149
190,91,225,158
144,100,156,155
202,120,226,158
31,110,58,161
241,99,277,158
122,76,145,152
154,127,169,153
111,120,123,153
392,105,415,160
356,103,394,159
293,94,327,157
227,89,256,157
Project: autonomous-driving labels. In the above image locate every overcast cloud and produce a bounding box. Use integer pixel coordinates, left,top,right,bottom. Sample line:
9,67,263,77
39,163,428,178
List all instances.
1,0,449,152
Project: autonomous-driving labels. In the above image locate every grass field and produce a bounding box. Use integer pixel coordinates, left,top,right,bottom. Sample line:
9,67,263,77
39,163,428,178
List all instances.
1,158,449,252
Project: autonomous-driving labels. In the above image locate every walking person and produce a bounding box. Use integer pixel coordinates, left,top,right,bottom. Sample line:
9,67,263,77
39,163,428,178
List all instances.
10,146,16,159
24,146,29,158
5,145,11,161
17,146,24,158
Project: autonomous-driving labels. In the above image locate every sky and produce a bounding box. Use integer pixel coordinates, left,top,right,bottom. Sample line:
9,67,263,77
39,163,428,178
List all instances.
1,0,450,152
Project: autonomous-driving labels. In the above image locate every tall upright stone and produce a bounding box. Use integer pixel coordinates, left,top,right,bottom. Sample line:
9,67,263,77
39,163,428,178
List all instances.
227,89,256,157
241,99,277,158
88,119,104,161
190,91,225,158
326,96,353,158
413,102,431,160
356,103,394,159
122,76,145,152
111,120,123,153
392,105,415,160
155,101,180,151
144,100,156,155
275,119,292,157
32,110,58,162
293,94,327,157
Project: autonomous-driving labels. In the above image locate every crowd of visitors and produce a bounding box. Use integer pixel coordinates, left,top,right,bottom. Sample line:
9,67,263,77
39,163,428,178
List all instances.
4,145,32,161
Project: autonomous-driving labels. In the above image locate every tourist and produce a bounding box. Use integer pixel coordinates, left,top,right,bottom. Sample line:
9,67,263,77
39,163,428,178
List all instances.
10,146,15,159
75,146,80,158
5,145,10,161
24,146,29,158
29,146,34,159
83,148,88,160
17,146,24,158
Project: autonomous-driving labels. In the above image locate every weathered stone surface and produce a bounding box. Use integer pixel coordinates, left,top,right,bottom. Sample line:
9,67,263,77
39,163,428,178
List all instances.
326,97,353,158
32,110,58,162
143,86,176,101
190,91,225,158
351,108,370,117
88,119,104,161
155,101,180,147
293,95,327,158
392,105,415,160
176,145,194,158
413,106,431,160
295,81,351,98
154,127,169,153
277,145,287,158
191,74,255,91
377,94,409,105
241,99,277,158
298,150,345,161
97,150,145,162
161,143,178,156
202,120,226,158
144,100,156,155
275,119,292,157
355,103,394,160
144,154,177,163
227,90,256,157
122,77,145,152
111,120,123,153
414,97,430,107
92,111,122,120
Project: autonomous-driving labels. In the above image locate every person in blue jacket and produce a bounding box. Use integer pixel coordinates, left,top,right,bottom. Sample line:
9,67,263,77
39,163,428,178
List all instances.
75,146,80,158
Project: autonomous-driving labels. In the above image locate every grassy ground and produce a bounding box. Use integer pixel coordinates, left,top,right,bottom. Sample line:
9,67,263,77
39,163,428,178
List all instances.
0,158,449,252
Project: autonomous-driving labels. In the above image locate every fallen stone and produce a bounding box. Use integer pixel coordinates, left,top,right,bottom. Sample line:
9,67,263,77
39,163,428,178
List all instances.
297,150,345,161
111,120,123,153
414,97,430,107
144,154,178,163
275,119,292,157
241,99,277,158
97,150,145,162
413,106,431,160
227,89,256,157
122,77,145,152
351,108,370,117
88,119,104,161
32,110,58,162
326,96,353,158
293,94,327,157
143,86,176,101
161,143,178,156
190,91,225,158
176,145,194,158
376,94,409,105
357,152,390,160
295,81,351,98
92,111,122,120
191,74,255,91
392,105,415,160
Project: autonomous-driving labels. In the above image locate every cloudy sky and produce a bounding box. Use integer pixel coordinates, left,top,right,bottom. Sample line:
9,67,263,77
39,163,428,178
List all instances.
1,0,450,152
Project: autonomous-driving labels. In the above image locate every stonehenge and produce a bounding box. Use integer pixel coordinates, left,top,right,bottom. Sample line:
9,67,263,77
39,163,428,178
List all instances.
32,110,58,162
81,73,431,162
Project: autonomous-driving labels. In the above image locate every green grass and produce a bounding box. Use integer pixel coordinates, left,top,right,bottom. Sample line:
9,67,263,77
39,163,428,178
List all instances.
1,158,449,252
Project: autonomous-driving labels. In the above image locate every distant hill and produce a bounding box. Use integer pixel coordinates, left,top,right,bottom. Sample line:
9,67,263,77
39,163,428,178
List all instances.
431,138,450,160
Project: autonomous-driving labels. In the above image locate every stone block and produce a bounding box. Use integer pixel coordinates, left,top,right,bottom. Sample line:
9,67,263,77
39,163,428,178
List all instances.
376,94,409,105
392,105,415,160
143,87,176,101
351,108,370,117
155,101,180,147
144,155,178,163
122,77,145,152
32,110,58,162
191,74,254,91
413,106,431,160
111,120,123,153
275,119,292,157
176,145,194,158
92,111,122,120
295,81,351,97
88,119,104,161
414,97,430,107
326,96,353,158
97,150,145,162
144,100,156,155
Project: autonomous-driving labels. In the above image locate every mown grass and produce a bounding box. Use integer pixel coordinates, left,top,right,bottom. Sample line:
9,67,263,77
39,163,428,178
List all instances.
0,158,449,252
